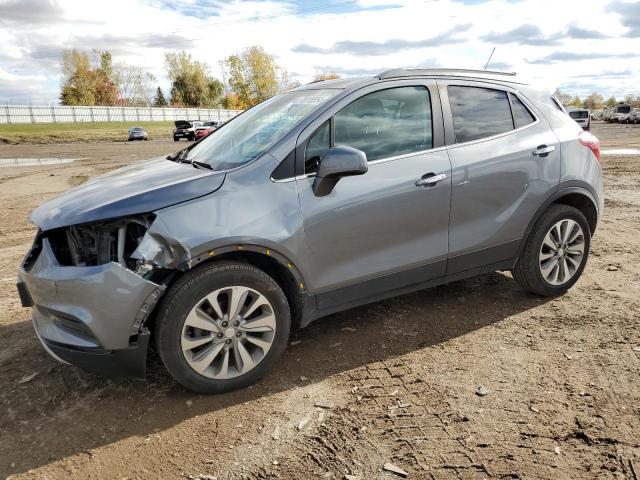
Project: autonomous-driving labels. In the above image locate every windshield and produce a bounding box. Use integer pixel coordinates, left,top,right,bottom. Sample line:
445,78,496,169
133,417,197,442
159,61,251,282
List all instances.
186,88,340,170
616,105,631,114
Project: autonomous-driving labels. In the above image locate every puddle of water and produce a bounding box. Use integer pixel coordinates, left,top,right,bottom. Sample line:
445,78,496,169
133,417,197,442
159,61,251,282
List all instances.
0,158,77,168
601,149,640,156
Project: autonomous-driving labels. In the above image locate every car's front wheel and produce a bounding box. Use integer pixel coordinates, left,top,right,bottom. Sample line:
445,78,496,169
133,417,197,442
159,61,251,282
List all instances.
155,261,291,393
513,204,591,296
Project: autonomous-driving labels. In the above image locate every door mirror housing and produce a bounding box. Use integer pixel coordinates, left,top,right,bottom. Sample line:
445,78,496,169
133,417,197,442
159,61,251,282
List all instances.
312,146,368,196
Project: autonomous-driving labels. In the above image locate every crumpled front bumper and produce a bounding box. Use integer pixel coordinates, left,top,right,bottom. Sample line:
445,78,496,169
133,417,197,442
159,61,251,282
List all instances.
18,238,164,378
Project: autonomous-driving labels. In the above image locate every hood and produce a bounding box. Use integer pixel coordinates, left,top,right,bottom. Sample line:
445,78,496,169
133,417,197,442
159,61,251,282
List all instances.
31,157,225,231
174,120,192,129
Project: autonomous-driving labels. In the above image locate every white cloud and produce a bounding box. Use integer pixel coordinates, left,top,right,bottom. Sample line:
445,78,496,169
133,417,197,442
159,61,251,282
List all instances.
0,0,638,103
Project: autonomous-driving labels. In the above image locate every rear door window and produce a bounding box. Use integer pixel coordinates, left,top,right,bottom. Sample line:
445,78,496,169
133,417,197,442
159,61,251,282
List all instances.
448,86,514,143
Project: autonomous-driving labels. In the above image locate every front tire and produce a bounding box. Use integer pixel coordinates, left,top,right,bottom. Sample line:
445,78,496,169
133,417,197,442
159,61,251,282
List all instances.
155,261,291,393
513,204,591,296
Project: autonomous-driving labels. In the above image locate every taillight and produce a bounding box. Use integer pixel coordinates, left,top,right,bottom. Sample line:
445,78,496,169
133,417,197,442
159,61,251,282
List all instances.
579,130,601,162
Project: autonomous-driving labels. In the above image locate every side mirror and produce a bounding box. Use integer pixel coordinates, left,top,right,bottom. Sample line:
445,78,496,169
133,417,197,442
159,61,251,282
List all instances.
313,146,368,197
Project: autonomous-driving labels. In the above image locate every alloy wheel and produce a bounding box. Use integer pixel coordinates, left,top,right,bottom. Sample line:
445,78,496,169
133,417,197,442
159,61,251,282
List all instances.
539,219,585,286
181,286,276,379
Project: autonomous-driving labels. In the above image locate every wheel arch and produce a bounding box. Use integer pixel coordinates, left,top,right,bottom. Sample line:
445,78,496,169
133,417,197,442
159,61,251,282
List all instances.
519,186,599,258
188,244,307,329
144,243,309,338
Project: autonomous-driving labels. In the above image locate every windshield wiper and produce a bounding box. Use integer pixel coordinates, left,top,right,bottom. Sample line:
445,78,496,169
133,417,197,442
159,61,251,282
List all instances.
184,159,213,170
166,148,188,162
166,150,212,169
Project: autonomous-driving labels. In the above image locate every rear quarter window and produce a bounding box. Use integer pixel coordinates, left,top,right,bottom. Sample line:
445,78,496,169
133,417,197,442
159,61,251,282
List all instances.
510,93,536,128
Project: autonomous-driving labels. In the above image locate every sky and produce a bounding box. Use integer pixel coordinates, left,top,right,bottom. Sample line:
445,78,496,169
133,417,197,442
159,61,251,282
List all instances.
0,0,638,104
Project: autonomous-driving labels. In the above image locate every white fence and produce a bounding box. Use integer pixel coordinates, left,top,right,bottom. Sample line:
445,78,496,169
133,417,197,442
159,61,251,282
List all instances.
0,105,242,125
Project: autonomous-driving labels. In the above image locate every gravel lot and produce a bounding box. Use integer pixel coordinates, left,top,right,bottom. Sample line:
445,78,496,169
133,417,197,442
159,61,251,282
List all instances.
0,123,639,480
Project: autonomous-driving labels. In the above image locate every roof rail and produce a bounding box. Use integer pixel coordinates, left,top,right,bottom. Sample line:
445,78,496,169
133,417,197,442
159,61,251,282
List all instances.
377,68,517,80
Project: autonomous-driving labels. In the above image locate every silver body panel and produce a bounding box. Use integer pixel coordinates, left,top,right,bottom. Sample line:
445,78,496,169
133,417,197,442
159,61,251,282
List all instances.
19,239,159,350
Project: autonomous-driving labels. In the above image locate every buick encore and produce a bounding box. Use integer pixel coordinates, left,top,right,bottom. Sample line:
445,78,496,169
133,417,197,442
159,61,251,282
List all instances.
18,69,604,393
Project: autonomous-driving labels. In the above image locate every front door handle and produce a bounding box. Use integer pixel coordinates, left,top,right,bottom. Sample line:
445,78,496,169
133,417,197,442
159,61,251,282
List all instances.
532,145,555,157
416,172,447,187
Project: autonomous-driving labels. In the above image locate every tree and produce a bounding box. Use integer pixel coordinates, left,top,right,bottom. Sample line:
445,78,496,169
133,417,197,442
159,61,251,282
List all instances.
93,51,118,106
113,63,157,106
624,94,640,107
153,87,167,107
59,50,117,106
164,51,224,107
313,71,341,82
552,88,572,106
225,46,289,109
570,96,582,107
139,72,158,106
606,96,617,107
222,92,243,110
582,93,604,110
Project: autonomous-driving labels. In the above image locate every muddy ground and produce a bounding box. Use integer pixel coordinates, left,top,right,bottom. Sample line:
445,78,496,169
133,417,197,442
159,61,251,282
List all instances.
0,124,638,480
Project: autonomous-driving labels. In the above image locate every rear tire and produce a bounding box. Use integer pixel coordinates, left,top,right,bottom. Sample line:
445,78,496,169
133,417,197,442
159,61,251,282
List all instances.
155,261,291,393
513,204,591,296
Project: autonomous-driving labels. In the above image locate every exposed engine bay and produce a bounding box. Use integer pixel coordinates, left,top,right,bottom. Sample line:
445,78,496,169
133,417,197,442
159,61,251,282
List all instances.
31,215,173,282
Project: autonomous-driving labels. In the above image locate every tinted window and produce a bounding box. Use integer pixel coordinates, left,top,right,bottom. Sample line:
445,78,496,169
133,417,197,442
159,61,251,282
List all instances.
334,86,432,162
448,86,513,143
305,122,330,174
510,93,536,127
569,111,589,119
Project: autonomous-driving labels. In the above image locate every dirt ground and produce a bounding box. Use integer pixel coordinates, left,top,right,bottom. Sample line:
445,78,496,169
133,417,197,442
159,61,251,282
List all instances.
0,124,638,480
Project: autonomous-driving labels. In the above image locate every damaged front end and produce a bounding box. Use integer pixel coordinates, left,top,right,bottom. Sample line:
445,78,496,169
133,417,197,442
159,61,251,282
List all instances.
18,214,175,378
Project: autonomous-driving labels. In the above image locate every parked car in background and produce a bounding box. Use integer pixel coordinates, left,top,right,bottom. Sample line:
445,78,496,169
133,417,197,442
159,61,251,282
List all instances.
18,69,603,393
606,104,632,123
128,127,148,141
195,121,219,140
568,108,591,130
619,112,631,123
629,109,640,124
173,120,203,141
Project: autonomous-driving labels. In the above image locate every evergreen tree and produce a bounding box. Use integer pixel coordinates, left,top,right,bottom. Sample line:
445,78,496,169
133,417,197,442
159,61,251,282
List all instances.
153,86,167,107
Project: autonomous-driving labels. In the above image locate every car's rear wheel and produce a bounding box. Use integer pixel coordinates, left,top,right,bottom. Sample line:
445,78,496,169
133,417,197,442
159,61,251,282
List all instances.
513,204,591,296
155,261,291,393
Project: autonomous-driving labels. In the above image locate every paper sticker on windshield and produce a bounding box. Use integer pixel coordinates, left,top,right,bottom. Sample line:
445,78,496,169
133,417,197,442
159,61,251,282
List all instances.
296,94,332,105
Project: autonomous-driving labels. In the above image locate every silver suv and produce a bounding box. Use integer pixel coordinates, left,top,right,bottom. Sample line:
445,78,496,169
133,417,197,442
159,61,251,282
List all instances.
17,69,604,393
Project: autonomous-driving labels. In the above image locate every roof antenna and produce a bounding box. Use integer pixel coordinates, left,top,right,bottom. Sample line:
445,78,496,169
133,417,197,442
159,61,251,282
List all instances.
483,47,496,70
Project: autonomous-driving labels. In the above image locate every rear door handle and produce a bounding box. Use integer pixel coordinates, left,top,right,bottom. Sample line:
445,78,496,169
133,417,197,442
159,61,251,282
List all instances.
532,145,555,157
416,172,446,187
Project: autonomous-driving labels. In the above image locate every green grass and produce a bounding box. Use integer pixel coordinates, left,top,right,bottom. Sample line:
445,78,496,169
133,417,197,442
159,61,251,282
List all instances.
0,121,176,144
